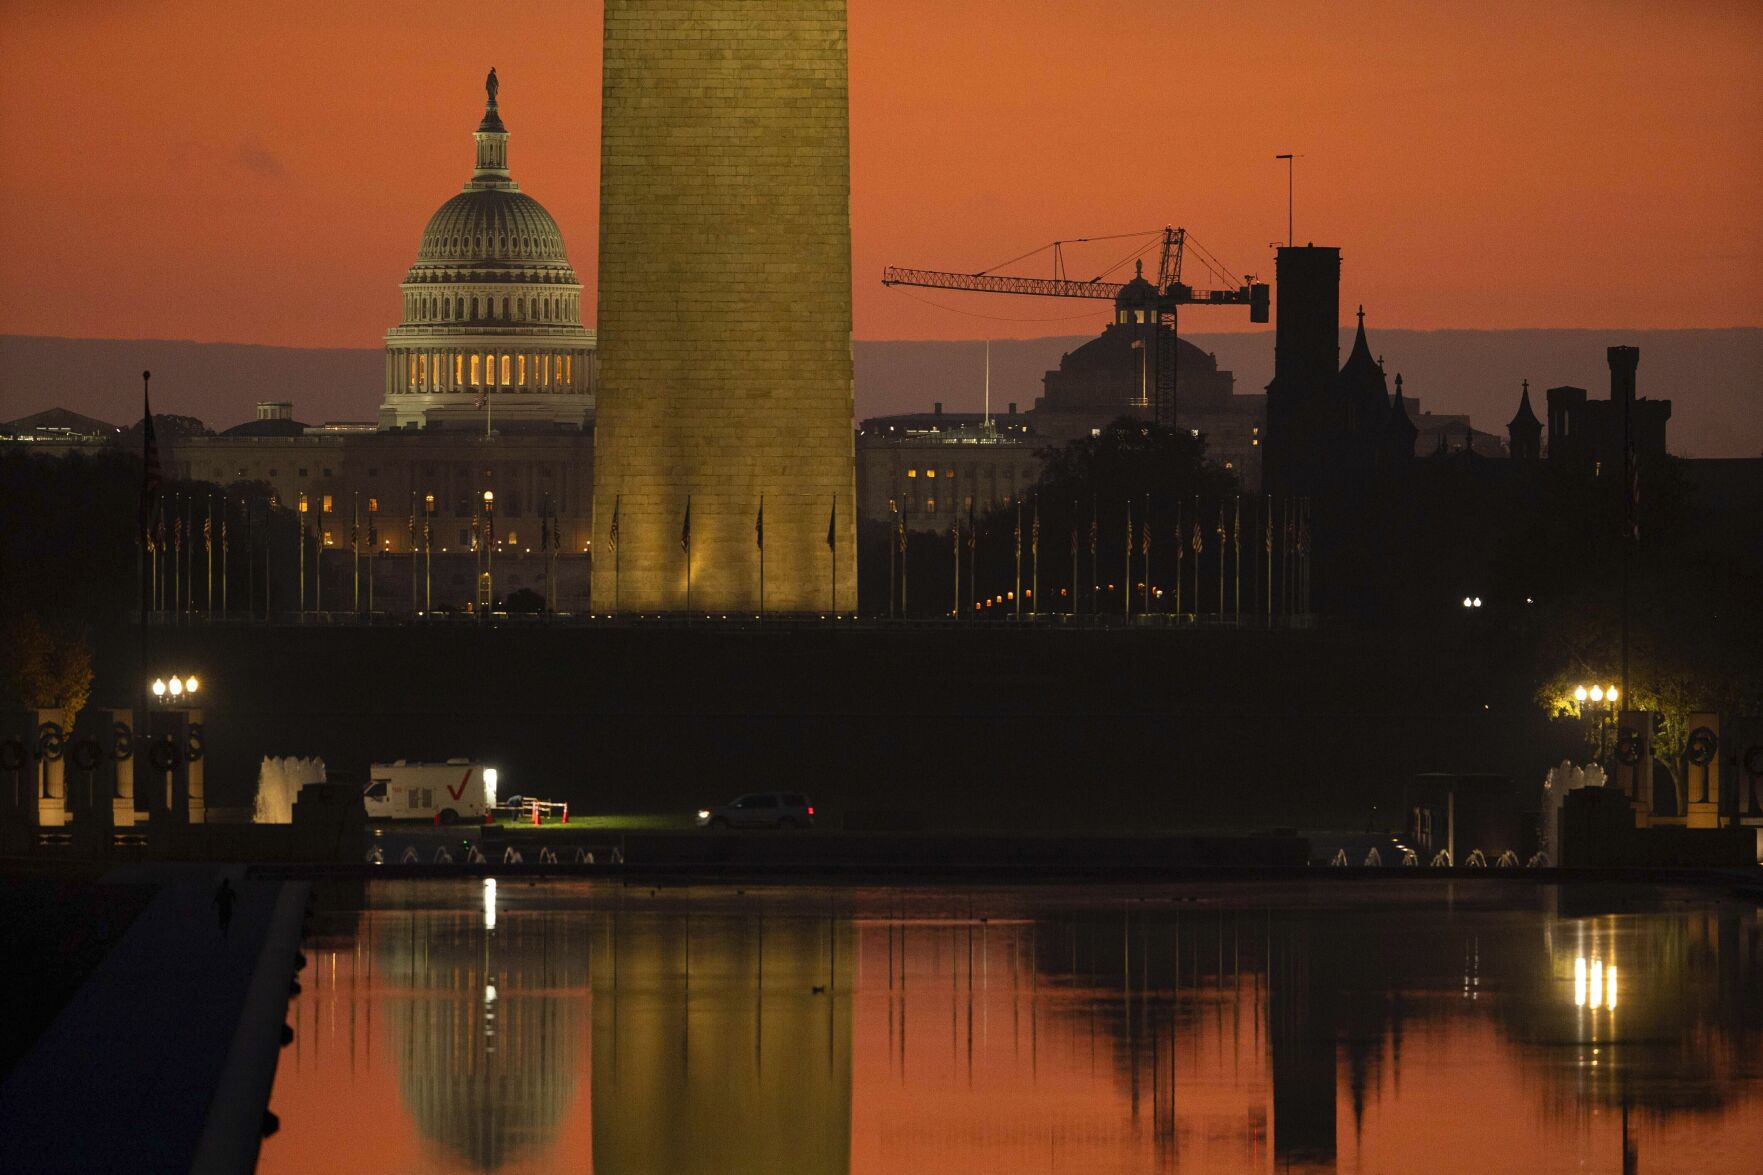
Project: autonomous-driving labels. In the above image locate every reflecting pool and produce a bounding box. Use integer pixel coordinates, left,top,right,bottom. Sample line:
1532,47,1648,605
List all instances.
261,880,1763,1173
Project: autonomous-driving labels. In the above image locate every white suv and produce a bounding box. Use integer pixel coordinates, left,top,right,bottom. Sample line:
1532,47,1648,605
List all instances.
696,792,815,830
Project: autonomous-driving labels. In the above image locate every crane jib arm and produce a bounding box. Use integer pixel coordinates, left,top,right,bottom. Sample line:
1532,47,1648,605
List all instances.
883,267,1270,322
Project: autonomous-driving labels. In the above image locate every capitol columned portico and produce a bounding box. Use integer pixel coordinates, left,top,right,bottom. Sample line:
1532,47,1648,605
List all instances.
380,70,596,432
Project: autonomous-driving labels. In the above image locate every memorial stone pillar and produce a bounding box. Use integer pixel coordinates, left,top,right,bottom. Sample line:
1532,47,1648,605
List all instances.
1684,712,1722,830
34,708,69,828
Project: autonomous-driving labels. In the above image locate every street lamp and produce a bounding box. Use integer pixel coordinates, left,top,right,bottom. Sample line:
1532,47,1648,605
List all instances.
483,490,496,612
1574,682,1620,763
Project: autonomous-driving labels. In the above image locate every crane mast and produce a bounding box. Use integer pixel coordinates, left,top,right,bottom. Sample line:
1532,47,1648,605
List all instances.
883,225,1269,428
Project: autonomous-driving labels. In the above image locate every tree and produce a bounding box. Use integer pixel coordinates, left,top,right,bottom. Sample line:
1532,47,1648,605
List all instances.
503,587,546,614
2,617,93,728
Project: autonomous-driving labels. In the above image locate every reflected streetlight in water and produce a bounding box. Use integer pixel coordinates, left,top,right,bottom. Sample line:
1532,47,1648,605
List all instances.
483,876,497,932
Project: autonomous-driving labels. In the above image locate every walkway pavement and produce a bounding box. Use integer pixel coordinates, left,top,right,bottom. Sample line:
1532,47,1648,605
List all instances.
0,866,309,1174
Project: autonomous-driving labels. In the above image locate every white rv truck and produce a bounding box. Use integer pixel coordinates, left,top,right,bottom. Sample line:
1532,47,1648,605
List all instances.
364,760,498,824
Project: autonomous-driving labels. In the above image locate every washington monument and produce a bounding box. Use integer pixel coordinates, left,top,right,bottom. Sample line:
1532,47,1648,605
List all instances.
592,0,857,614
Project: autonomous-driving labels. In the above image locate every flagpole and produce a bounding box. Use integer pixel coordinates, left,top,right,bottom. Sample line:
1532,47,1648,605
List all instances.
886,499,895,620
138,370,155,751
352,492,361,616
1233,494,1242,623
1142,493,1150,617
424,495,432,614
613,493,621,615
1265,494,1273,621
410,493,418,616
1218,503,1226,615
1174,501,1183,617
829,493,837,616
1013,499,1022,620
316,497,324,618
952,511,960,619
683,494,692,615
1123,500,1131,622
367,497,377,616
220,496,228,615
206,495,214,618
900,502,909,617
1030,495,1039,618
1088,499,1098,624
1069,499,1078,620
184,494,193,621
758,495,766,620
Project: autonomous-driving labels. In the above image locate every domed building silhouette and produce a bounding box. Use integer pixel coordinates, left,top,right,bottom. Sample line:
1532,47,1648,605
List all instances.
380,80,596,431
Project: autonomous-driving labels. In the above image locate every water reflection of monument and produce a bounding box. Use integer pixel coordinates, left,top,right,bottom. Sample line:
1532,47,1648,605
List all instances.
344,883,1760,1173
590,910,854,1175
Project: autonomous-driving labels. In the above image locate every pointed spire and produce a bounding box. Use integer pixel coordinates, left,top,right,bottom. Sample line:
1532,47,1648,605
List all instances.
1508,378,1541,428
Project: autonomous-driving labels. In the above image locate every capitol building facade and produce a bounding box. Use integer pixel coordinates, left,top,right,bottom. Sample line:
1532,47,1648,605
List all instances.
144,80,599,613
380,85,596,431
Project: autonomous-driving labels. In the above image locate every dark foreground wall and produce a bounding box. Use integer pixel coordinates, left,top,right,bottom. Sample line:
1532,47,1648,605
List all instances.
138,622,1565,832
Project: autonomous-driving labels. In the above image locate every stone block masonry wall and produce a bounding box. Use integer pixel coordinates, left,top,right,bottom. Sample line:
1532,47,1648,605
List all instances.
594,0,856,613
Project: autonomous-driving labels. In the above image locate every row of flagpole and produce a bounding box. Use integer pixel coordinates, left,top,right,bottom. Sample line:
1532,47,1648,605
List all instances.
604,492,844,615
140,482,566,623
885,492,1312,620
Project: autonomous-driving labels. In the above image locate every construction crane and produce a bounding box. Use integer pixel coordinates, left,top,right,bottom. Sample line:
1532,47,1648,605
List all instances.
883,226,1269,428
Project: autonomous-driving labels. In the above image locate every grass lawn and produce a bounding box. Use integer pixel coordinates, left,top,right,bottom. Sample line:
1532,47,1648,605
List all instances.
494,812,695,832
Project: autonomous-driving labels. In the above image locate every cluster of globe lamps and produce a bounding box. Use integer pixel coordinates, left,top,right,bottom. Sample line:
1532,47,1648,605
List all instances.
150,675,200,702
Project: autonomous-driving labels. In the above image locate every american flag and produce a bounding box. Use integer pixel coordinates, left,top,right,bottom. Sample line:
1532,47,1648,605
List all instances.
1030,503,1040,557
608,495,620,551
1141,518,1151,557
1191,522,1202,555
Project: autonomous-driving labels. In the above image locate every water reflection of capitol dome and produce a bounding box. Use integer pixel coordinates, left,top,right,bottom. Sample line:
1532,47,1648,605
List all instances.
380,884,590,1172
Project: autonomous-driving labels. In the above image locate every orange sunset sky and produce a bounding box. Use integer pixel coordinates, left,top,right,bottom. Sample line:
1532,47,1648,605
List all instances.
1,0,1758,348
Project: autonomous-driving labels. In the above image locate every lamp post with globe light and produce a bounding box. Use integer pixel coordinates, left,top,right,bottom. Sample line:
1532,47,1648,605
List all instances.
484,490,495,612
147,673,205,823
1573,683,1620,767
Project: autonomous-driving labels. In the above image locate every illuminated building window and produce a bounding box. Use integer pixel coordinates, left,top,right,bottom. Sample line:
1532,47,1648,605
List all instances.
927,498,936,513
518,354,527,385
323,530,333,546
501,355,512,386
322,495,333,513
455,354,464,384
368,498,379,512
1134,310,1146,324
906,469,917,478
507,531,517,545
470,354,481,385
565,354,574,382
925,469,935,478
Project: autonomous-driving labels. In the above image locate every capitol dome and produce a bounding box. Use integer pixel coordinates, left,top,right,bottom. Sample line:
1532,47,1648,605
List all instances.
416,189,569,266
380,75,596,431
